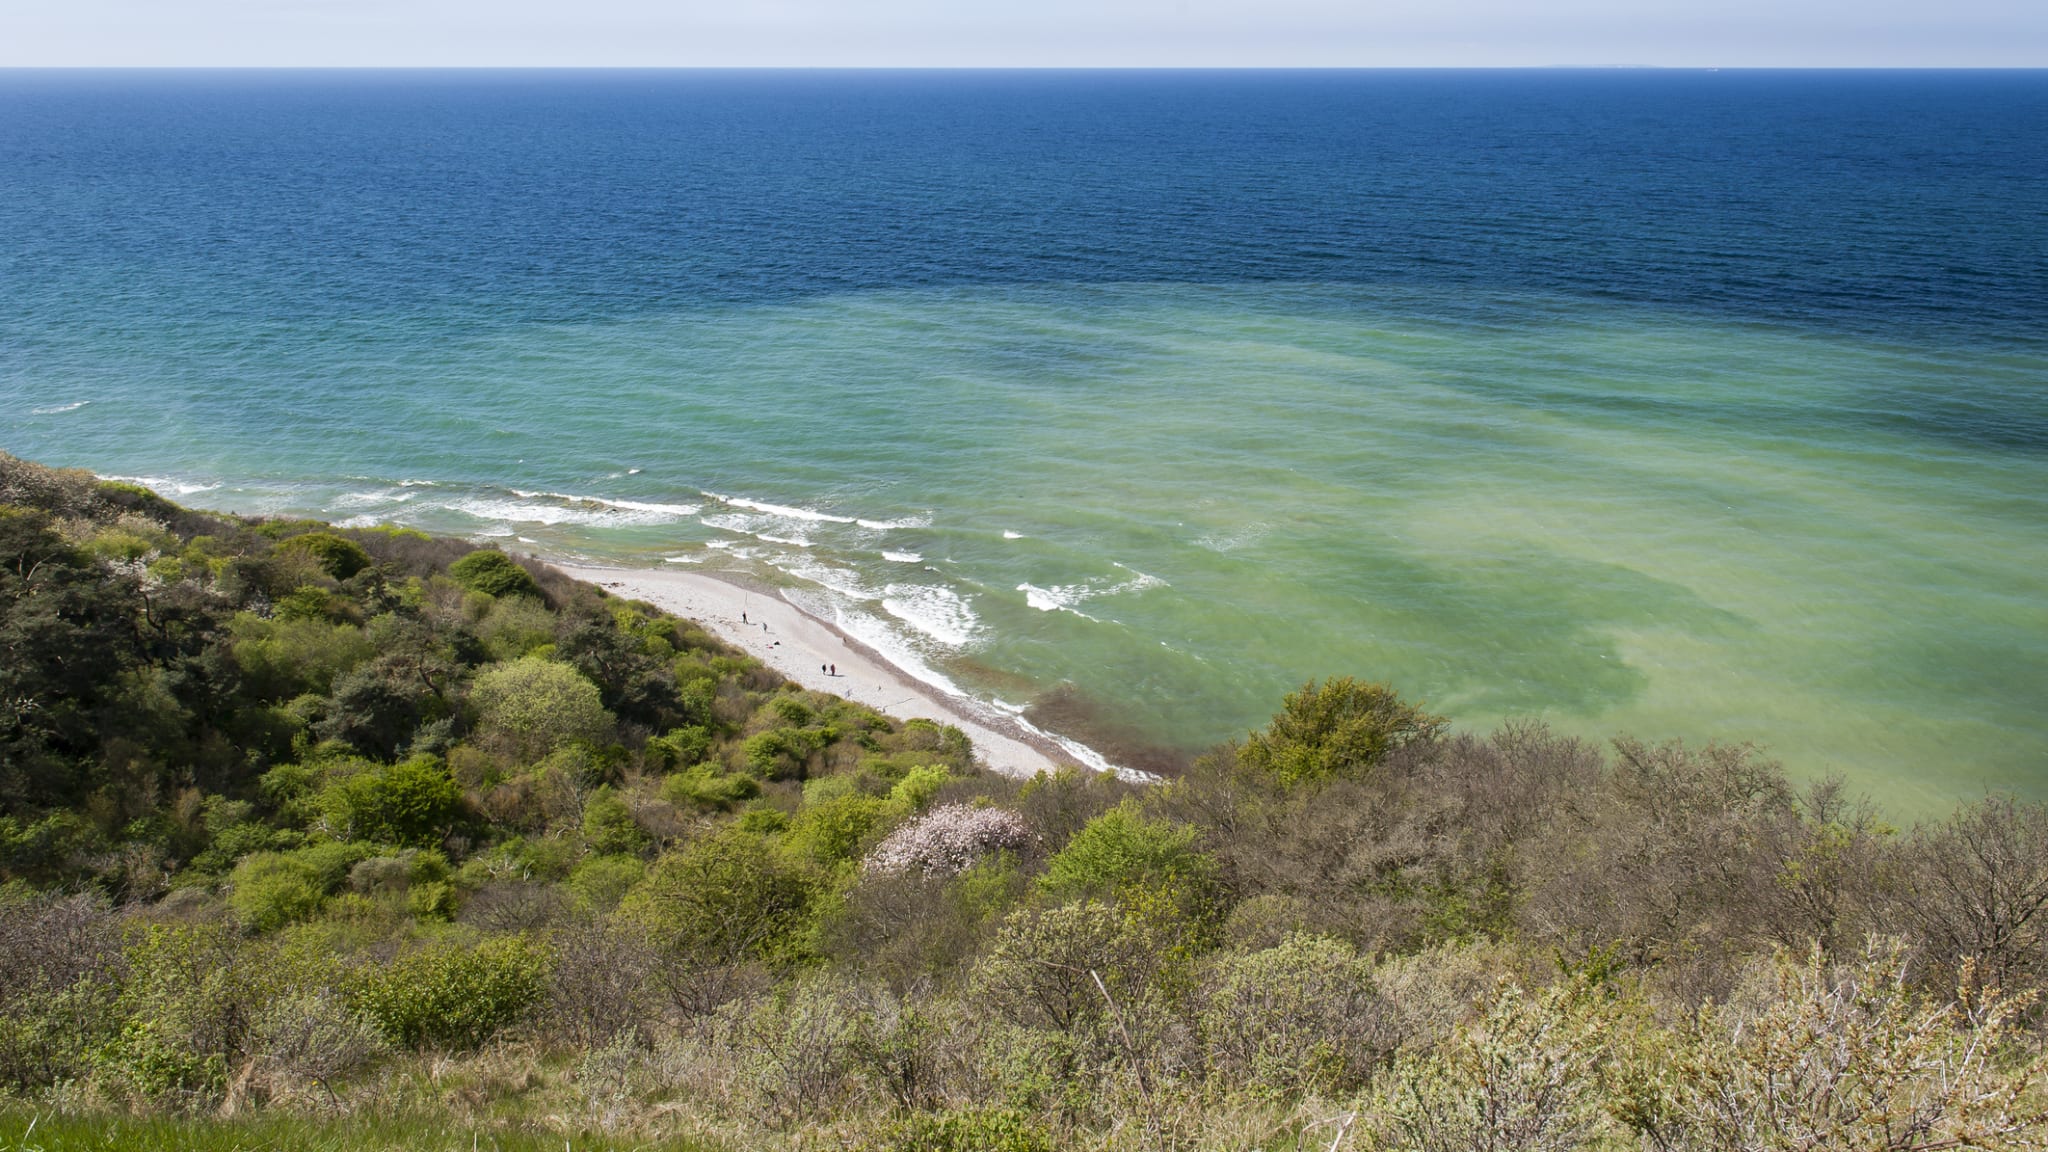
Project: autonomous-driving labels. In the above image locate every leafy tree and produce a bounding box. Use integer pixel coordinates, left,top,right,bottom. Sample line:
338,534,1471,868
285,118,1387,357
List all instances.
619,825,818,966
316,756,463,848
447,549,540,599
270,532,372,581
1038,800,1219,921
1237,676,1446,786
469,656,614,762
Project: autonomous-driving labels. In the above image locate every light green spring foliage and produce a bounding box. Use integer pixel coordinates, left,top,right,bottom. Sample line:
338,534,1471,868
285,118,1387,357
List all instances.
469,656,615,760
348,936,551,1052
1038,800,1219,921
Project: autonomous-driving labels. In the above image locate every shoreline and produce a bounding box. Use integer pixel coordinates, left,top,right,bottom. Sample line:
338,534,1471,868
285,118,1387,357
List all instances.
551,561,1146,781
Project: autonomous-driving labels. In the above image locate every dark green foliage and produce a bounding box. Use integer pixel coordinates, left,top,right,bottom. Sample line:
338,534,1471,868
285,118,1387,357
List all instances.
621,825,819,965
272,531,374,580
317,756,464,848
447,549,541,599
1237,676,1447,786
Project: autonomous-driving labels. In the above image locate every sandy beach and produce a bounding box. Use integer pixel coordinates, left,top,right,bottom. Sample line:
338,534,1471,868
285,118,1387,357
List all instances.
553,563,1129,780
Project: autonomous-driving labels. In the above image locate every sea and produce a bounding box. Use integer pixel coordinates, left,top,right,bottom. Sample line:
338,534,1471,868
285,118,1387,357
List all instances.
3,69,2044,806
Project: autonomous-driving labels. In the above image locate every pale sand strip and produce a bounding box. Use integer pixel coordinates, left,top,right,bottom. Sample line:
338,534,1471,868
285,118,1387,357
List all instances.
552,563,1079,780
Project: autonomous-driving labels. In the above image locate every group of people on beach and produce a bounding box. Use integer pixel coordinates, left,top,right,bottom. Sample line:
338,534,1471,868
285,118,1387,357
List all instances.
738,610,834,675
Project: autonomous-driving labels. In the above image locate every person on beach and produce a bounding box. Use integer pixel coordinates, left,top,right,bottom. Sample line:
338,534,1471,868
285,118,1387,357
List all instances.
741,611,747,623
830,664,837,676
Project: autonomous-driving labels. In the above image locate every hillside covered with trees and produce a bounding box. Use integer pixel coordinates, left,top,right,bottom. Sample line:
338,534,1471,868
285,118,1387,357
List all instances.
3,449,2047,1151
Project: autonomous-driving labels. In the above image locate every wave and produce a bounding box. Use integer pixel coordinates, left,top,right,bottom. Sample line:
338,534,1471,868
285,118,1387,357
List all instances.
882,551,923,563
702,491,856,524
797,596,970,699
1017,582,1099,618
882,583,979,647
1003,530,1025,540
756,533,812,548
1017,565,1165,616
105,474,220,497
510,489,701,518
857,514,933,530
31,400,90,415
769,556,876,601
663,554,704,564
334,488,416,507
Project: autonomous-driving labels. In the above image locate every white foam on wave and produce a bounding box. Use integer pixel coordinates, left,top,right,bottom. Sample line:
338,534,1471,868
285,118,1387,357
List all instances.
771,556,876,600
105,474,221,497
334,515,380,529
510,490,701,518
1002,530,1025,540
882,551,923,563
334,488,413,508
448,489,697,528
703,491,856,524
663,554,704,564
800,597,969,699
32,400,90,415
857,514,933,531
704,540,736,550
399,479,438,488
1017,565,1164,616
757,533,812,548
1017,582,1099,618
882,583,979,648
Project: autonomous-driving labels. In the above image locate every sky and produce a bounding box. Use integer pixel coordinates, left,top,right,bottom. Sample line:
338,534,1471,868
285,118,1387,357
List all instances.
1,0,2043,68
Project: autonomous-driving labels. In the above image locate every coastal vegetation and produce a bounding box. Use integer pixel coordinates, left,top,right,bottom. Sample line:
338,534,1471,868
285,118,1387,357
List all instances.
3,449,2047,1150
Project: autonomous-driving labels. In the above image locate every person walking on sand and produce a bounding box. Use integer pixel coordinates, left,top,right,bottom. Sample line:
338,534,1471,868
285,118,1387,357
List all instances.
741,611,747,624
830,663,837,676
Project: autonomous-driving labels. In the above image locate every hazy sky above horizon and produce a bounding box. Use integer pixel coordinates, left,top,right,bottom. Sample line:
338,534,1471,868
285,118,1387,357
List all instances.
2,0,2043,68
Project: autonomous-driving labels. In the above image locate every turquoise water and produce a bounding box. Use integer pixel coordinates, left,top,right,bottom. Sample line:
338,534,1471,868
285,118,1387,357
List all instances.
4,72,2045,805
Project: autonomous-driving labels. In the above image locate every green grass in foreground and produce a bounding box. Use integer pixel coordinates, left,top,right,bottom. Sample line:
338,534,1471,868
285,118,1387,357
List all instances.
0,1111,721,1152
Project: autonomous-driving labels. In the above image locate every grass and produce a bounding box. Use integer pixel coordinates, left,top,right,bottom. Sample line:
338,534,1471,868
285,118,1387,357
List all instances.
0,1110,724,1152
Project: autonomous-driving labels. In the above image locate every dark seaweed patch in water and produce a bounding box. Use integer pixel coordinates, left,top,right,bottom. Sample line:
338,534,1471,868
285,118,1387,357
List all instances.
1024,683,1193,778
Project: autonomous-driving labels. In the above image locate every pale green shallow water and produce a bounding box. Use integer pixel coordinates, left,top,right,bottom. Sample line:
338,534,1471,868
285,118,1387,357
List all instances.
14,283,2048,807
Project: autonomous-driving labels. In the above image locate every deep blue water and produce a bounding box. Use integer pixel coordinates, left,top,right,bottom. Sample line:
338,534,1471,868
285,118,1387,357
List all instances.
3,71,2045,801
5,71,2044,338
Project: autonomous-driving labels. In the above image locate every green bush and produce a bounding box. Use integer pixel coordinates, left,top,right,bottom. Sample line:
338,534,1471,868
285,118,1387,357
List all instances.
1237,676,1446,786
317,756,464,848
645,725,713,771
350,937,551,1051
272,532,373,580
470,656,615,761
567,854,646,912
1038,800,1219,918
618,825,817,965
1199,933,1389,1099
227,843,373,932
448,549,541,599
744,727,828,780
581,786,650,856
660,764,760,811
